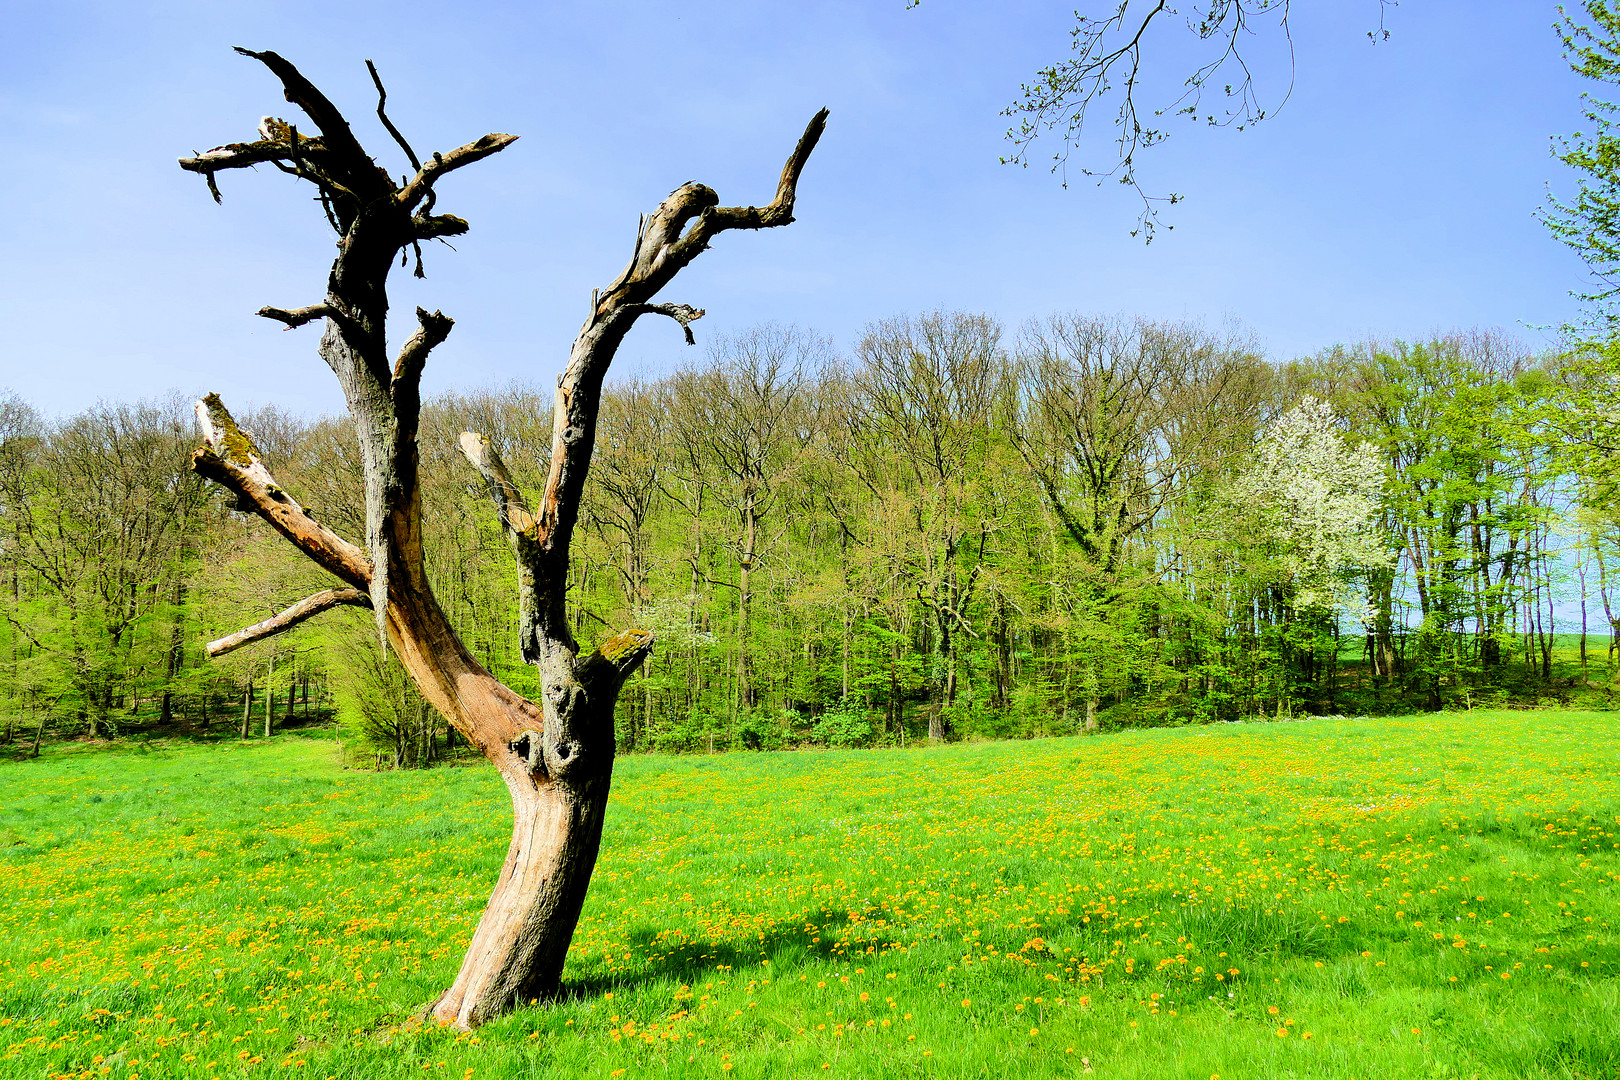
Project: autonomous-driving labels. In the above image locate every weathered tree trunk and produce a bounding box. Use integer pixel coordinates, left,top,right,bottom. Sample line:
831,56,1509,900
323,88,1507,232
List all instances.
180,51,823,1032
424,666,621,1022
240,678,251,740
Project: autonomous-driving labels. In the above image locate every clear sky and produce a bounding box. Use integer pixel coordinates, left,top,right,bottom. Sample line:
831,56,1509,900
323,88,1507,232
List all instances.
0,1,1595,418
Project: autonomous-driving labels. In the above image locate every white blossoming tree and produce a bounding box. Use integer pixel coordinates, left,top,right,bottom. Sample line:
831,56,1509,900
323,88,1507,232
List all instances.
1236,396,1393,615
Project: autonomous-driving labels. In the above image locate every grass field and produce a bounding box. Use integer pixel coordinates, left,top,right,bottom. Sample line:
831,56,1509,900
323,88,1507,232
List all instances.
2,712,1618,1079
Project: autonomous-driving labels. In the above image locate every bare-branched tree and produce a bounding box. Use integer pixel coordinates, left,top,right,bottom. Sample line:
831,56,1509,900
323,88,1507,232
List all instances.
178,48,825,1029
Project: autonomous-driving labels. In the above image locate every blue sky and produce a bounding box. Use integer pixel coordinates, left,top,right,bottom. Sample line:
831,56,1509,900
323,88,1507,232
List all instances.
0,1,1594,417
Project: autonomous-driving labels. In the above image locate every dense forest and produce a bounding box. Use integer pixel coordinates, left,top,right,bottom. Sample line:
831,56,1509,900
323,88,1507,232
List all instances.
1,313,1614,762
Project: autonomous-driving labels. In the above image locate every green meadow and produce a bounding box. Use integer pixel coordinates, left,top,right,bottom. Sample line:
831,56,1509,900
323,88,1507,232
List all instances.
2,711,1618,1079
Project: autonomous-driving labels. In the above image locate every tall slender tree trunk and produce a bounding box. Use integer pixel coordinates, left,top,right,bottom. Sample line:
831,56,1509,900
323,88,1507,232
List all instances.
1579,542,1590,683
737,490,757,712
841,606,852,700
1597,544,1617,672
889,637,902,738
1538,531,1554,682
29,701,47,759
929,613,950,743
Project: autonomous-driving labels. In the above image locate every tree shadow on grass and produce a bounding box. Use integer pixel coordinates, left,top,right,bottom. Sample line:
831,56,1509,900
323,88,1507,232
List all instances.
557,906,906,999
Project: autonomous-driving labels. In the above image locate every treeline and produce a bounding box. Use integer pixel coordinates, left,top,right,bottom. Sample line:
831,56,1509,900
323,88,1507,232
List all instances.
1,314,1613,759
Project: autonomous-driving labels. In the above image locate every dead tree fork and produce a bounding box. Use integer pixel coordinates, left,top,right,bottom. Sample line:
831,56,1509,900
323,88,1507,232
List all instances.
179,48,826,1029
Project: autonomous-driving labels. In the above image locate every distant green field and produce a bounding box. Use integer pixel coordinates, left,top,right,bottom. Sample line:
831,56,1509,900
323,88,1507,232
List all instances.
2,712,1618,1079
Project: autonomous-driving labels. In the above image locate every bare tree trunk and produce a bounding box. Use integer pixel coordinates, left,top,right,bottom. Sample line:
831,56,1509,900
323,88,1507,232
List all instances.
737,491,757,711
1538,536,1555,681
841,609,852,700
1597,543,1618,673
641,672,653,754
29,702,47,759
240,677,251,740
1580,540,1590,684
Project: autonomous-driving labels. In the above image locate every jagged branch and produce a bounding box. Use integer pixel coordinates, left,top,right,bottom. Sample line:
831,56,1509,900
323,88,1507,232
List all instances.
206,588,371,657
592,109,829,317
624,303,706,345
179,134,334,203
232,47,392,203
392,308,455,413
458,432,538,534
515,109,828,642
366,60,423,173
191,394,372,590
258,303,337,329
398,134,521,211
458,432,549,663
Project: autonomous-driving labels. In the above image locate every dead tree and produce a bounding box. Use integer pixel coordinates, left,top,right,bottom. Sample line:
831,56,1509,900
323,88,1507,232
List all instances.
179,49,825,1029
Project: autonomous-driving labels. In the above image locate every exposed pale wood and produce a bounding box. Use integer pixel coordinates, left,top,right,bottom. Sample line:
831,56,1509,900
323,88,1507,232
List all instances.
398,134,521,210
205,588,370,657
192,394,371,589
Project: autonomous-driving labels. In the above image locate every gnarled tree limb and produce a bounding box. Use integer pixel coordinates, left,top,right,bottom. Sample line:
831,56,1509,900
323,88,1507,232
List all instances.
257,303,336,329
577,627,655,697
205,588,371,657
398,134,521,210
232,47,392,205
589,109,828,322
623,303,706,345
393,307,454,401
522,107,829,652
365,59,423,173
179,134,330,173
192,394,371,590
458,432,547,663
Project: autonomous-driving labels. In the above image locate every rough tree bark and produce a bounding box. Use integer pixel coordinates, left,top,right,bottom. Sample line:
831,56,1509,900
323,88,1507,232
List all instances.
179,50,824,1029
